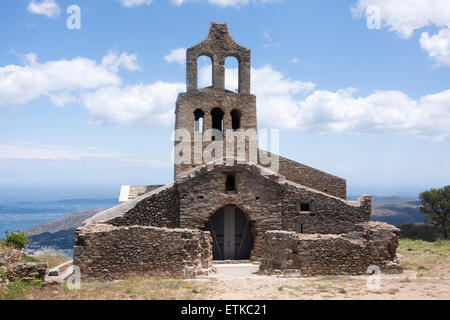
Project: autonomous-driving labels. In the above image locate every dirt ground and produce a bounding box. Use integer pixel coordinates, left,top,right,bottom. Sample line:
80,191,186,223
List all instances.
24,239,450,300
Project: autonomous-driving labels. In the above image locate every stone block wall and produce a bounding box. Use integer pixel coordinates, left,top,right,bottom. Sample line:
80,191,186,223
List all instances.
176,163,371,259
73,223,213,280
186,22,251,93
260,150,347,199
259,222,402,276
85,162,370,262
108,184,180,228
281,185,371,234
177,164,284,259
174,91,257,178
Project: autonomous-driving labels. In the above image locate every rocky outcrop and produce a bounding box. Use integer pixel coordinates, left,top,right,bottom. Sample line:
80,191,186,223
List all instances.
259,222,402,276
9,262,48,281
0,247,48,283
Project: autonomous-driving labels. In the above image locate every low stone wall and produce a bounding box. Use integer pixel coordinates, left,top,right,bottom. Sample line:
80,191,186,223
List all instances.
0,247,48,282
9,262,48,281
73,223,214,280
259,222,402,276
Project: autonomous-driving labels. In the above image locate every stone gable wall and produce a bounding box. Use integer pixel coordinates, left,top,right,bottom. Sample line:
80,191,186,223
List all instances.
281,185,371,234
259,222,402,276
176,164,371,259
260,150,347,199
178,165,283,259
107,184,180,228
73,223,213,280
91,163,370,261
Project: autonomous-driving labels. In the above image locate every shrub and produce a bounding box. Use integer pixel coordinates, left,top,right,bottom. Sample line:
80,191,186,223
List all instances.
398,223,442,241
0,230,30,250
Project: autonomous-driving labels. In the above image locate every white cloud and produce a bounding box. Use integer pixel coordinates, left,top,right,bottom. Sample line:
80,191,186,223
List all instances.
82,82,185,126
164,48,186,65
266,86,450,141
118,0,153,8
0,50,139,107
27,0,61,18
119,0,278,7
252,65,316,96
0,142,171,167
420,27,450,66
48,92,78,107
0,143,120,161
351,0,450,39
351,0,450,66
102,49,141,72
262,31,280,49
171,0,185,5
171,0,279,7
199,64,315,94
3,49,449,140
199,64,450,140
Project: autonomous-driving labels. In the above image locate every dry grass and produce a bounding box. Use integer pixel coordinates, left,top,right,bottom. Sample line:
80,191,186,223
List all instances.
27,277,204,300
15,239,450,300
397,239,450,277
31,251,71,269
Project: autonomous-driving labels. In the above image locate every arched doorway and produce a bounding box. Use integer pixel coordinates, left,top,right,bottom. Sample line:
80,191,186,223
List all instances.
202,205,254,260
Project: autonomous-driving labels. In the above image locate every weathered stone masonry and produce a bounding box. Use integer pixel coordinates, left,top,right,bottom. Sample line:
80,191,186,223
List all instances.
73,22,402,280
74,223,213,281
78,162,372,262
259,222,402,276
176,163,371,259
109,184,180,228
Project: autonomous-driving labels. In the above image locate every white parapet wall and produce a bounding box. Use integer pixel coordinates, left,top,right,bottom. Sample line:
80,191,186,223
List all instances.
118,185,130,204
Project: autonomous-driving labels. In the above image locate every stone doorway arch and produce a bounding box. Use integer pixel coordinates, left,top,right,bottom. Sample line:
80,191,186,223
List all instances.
202,205,254,260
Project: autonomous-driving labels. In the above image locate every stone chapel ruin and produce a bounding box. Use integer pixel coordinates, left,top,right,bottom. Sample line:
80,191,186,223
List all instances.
73,23,402,280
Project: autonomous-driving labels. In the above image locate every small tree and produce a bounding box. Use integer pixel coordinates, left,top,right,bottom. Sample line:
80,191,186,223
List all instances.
418,186,450,239
0,230,30,250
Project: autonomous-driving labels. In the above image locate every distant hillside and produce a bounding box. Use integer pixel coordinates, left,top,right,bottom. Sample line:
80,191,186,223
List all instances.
25,196,427,253
26,208,105,235
371,197,425,225
26,208,106,254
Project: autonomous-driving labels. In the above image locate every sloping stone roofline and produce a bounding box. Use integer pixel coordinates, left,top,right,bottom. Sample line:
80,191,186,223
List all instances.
85,160,369,226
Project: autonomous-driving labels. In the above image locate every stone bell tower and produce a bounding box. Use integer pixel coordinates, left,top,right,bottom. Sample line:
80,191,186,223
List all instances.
174,22,258,179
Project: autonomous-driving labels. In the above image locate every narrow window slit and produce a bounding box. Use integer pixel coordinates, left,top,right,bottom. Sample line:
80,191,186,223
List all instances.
194,109,205,132
226,174,236,192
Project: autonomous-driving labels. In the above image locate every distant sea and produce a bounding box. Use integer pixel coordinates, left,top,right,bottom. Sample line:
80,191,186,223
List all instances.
0,184,118,232
0,183,426,233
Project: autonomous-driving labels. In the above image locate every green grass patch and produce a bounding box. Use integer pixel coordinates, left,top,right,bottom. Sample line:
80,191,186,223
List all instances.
417,265,427,271
399,239,450,257
389,288,399,295
0,278,43,300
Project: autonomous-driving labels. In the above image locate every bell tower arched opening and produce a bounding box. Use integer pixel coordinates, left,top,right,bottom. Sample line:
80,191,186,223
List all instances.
197,55,213,88
230,109,241,131
225,56,239,92
194,109,204,132
211,107,224,141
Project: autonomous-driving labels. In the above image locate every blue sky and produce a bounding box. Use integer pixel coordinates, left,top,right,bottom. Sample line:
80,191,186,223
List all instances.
0,0,449,197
